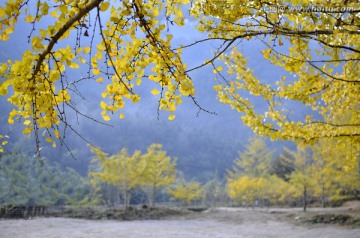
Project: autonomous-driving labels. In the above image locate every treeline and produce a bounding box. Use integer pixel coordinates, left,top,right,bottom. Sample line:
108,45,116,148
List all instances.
89,144,209,207
0,145,209,208
1,138,358,210
227,137,360,211
0,149,93,206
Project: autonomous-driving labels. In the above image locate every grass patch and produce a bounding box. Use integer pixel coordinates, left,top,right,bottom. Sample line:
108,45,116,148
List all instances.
306,214,360,226
55,206,189,221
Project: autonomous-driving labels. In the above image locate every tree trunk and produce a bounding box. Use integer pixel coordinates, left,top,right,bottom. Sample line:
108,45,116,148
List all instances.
321,184,325,208
303,185,307,212
151,183,157,208
123,165,128,209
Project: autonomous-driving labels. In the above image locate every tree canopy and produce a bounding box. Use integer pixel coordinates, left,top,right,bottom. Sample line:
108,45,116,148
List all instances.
0,0,359,153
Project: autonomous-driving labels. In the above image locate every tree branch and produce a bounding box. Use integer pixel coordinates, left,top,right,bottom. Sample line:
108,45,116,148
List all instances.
31,0,103,80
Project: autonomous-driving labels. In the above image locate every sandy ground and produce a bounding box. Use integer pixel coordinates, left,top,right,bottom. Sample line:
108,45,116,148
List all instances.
0,206,359,238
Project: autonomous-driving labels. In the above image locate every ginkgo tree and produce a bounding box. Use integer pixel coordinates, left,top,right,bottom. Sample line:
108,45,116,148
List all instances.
227,137,278,207
141,144,177,207
89,144,177,207
167,180,204,206
0,0,359,153
89,146,147,208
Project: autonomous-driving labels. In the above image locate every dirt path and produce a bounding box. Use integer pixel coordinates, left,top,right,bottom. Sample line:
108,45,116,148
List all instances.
0,207,359,238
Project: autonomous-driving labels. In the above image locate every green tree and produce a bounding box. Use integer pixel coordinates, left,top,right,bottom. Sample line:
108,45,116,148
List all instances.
0,151,33,205
141,144,176,207
0,150,90,206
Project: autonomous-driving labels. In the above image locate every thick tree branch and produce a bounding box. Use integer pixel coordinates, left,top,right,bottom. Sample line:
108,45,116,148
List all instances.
31,0,103,80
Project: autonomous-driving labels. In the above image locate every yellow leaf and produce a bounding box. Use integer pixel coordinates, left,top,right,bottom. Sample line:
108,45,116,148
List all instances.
45,137,53,143
151,88,160,95
25,15,35,23
119,113,125,119
41,2,49,15
69,62,79,69
97,43,106,51
40,29,47,38
54,130,60,139
99,2,110,12
93,68,101,75
100,101,107,109
4,27,14,35
83,47,91,54
168,114,175,121
131,95,140,103
96,77,104,83
213,66,223,73
177,10,183,18
23,120,31,126
103,115,110,121
0,7,5,18
8,117,14,124
1,34,9,41
50,11,58,18
279,37,283,46
79,56,86,63
166,34,173,41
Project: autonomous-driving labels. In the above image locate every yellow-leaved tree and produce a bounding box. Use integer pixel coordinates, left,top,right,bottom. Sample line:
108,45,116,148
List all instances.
141,144,177,207
167,180,204,206
286,145,315,212
227,175,257,207
199,1,360,143
0,0,198,153
226,137,273,206
228,137,273,178
89,146,146,208
0,0,359,153
311,138,360,206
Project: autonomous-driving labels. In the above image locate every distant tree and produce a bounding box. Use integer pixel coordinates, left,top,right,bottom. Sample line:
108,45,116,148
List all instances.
312,138,360,205
89,146,147,208
0,151,33,205
227,175,256,207
270,150,295,181
0,150,90,206
227,137,274,206
228,137,273,178
167,180,204,206
141,144,177,207
202,173,228,207
287,146,315,212
264,175,293,206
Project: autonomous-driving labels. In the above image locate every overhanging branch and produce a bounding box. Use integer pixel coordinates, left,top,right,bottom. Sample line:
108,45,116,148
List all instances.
31,0,103,80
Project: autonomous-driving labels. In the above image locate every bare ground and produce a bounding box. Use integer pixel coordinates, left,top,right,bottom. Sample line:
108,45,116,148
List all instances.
0,202,359,238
